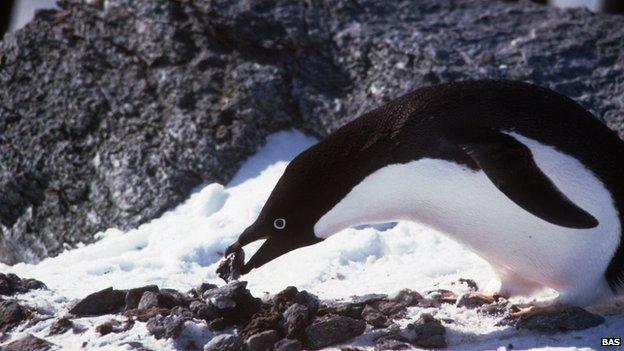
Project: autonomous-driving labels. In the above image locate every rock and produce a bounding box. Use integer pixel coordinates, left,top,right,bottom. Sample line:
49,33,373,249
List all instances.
0,273,46,296
274,338,303,351
48,317,74,335
246,330,279,351
281,303,309,338
193,283,218,298
456,293,490,309
146,306,192,339
361,305,388,328
239,307,282,339
160,288,190,307
273,286,300,308
190,300,219,322
318,302,363,320
69,287,126,316
305,314,367,350
137,291,177,310
351,294,388,305
125,285,159,311
391,289,422,306
3,0,624,266
204,334,244,351
217,249,245,283
1,334,54,351
374,335,412,350
0,300,30,334
408,313,447,349
95,319,133,336
203,281,261,323
458,278,479,291
124,306,168,322
515,306,605,332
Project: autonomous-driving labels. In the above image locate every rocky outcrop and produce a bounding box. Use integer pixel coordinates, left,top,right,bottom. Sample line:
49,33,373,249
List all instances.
1,0,623,263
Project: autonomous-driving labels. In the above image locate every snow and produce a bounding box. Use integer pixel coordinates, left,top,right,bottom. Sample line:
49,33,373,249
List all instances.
2,129,623,350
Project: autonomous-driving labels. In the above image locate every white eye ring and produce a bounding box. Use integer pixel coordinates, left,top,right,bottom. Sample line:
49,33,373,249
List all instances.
273,218,286,230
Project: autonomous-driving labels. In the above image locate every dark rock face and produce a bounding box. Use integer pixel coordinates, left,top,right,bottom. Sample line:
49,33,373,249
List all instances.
69,287,126,316
515,306,605,332
1,334,54,351
1,0,624,264
304,315,367,350
0,273,46,295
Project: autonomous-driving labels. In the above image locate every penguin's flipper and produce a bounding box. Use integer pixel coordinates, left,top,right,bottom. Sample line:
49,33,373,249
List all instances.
455,129,598,229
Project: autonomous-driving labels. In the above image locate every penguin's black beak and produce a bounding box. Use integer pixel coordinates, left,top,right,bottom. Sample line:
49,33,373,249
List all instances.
224,226,321,274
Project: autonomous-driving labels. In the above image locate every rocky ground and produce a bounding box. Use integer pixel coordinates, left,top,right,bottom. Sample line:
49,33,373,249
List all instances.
0,272,607,350
2,0,624,265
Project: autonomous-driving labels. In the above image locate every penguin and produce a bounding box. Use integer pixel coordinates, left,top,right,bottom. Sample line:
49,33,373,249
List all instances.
225,80,624,308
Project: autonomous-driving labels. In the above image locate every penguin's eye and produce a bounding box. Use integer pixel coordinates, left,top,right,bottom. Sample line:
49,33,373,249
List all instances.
273,218,286,230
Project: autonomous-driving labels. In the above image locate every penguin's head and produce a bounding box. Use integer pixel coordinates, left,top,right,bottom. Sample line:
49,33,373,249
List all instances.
224,150,327,274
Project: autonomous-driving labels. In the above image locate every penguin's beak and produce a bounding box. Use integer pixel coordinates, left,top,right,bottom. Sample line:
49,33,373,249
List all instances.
224,226,320,274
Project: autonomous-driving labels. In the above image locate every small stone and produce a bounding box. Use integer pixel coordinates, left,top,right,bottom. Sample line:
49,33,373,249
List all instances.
0,300,30,333
140,292,171,309
96,321,114,336
362,305,388,328
69,287,126,316
195,283,218,298
408,313,446,349
160,288,190,307
2,334,54,351
272,286,299,308
456,293,489,309
48,317,74,335
318,302,363,319
374,334,412,350
305,314,366,350
294,291,320,315
0,273,46,296
96,319,134,336
125,285,159,311
515,306,605,332
458,278,479,291
217,248,245,283
124,306,168,322
282,303,309,338
146,306,192,339
246,329,279,351
391,289,422,306
190,300,219,322
204,334,244,351
203,281,261,323
351,294,387,305
274,338,302,351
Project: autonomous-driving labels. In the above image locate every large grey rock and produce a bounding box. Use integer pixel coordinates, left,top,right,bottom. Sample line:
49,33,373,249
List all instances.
1,0,623,263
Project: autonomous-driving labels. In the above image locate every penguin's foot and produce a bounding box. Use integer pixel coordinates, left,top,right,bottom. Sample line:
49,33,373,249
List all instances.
508,305,605,332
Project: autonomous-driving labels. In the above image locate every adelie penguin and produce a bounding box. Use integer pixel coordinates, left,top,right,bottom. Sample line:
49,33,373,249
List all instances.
225,80,624,313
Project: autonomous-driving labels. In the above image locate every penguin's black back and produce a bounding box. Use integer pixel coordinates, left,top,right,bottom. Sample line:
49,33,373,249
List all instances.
290,80,624,290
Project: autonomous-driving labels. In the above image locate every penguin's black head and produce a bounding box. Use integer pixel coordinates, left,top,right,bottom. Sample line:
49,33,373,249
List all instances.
224,151,327,274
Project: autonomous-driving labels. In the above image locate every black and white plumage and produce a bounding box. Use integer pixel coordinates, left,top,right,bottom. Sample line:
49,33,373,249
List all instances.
226,80,624,307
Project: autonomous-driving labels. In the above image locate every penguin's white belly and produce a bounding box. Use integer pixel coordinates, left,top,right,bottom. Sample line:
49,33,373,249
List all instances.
314,132,621,304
